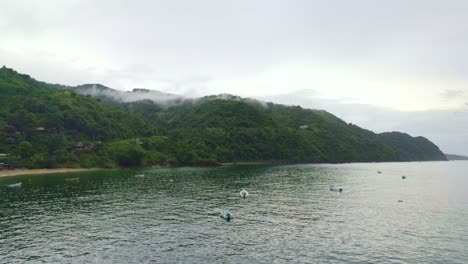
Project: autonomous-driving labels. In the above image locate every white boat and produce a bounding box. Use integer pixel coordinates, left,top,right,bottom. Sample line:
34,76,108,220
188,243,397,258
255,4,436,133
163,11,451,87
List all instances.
65,178,80,182
330,186,343,192
7,182,22,188
135,174,145,178
240,189,249,199
220,209,232,221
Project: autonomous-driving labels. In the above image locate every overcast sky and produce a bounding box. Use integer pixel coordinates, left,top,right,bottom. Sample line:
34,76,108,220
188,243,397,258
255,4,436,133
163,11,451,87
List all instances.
1,0,467,155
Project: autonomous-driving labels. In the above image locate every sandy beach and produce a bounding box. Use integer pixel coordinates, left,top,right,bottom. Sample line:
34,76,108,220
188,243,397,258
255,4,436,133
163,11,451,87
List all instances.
0,168,102,178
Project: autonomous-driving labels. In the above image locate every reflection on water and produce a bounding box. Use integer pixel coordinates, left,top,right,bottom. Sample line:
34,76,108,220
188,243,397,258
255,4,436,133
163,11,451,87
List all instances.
1,162,467,263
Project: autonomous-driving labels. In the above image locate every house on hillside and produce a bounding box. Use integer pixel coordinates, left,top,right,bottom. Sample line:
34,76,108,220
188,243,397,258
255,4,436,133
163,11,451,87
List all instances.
0,162,10,170
73,142,93,151
47,128,64,135
34,126,63,135
4,125,19,143
4,125,18,136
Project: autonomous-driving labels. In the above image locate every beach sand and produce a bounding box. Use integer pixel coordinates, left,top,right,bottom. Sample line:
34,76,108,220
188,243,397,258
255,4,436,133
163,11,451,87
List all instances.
0,168,102,178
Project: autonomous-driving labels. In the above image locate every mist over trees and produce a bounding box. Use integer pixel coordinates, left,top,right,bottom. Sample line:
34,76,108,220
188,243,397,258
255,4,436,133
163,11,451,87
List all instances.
0,67,446,169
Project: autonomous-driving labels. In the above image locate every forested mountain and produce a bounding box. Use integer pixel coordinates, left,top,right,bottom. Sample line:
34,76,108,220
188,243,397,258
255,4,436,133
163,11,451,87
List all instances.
445,154,468,160
375,132,447,161
0,67,156,168
0,66,447,168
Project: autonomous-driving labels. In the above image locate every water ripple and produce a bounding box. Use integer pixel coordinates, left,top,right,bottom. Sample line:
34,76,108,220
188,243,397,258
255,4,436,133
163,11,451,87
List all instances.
0,162,467,263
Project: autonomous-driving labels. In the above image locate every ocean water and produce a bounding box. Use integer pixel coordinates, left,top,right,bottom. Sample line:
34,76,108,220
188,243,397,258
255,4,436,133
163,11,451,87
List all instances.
0,161,467,263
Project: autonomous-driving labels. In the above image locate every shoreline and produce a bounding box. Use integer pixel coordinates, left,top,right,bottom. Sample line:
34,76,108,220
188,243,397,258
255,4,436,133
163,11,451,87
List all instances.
0,168,103,178
0,159,456,178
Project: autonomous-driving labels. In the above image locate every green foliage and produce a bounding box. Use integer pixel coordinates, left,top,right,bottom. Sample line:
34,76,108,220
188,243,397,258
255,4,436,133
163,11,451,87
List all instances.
0,66,447,168
107,140,146,166
376,132,447,161
0,67,156,168
18,141,33,159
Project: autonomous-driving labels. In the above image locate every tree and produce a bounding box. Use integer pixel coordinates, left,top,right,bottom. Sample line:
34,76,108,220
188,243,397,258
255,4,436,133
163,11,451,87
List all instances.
108,140,146,166
19,141,33,159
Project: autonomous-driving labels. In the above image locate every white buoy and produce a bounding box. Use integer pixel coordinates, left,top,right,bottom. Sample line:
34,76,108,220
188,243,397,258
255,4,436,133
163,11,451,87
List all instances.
220,209,232,221
330,186,343,192
240,189,249,199
7,182,22,188
65,178,80,182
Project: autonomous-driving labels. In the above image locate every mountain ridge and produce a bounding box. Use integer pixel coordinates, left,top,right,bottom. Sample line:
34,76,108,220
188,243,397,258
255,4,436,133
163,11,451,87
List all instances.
445,154,468,160
0,66,447,168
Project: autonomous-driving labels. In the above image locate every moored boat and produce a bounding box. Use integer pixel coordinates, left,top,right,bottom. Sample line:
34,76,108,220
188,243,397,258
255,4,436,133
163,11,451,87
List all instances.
65,178,80,182
220,209,232,221
7,182,22,188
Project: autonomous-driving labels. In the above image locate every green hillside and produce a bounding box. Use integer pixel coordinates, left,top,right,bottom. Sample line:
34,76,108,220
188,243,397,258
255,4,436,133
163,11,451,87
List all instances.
0,66,447,168
376,132,447,161
0,67,156,168
445,154,468,160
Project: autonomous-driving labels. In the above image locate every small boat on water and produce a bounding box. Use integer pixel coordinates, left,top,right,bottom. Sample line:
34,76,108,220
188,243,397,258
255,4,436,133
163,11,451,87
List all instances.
240,189,249,199
402,175,406,179
7,182,22,188
330,186,343,192
220,209,232,221
65,178,80,182
135,174,145,178
377,171,382,174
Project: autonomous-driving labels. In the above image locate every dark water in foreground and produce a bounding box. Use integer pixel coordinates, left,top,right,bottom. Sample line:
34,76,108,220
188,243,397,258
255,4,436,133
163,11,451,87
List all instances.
0,161,467,263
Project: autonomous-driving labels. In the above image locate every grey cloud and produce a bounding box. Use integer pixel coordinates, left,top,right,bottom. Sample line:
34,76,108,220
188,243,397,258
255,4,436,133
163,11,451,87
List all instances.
440,89,466,100
4,0,468,81
74,84,186,106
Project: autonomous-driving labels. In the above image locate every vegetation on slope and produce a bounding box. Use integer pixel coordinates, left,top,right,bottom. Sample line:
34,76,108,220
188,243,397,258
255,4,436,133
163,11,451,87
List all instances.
444,154,468,160
0,66,447,169
0,67,156,168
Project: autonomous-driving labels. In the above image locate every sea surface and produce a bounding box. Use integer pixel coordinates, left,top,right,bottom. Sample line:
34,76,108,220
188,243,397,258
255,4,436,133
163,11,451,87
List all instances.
0,161,467,263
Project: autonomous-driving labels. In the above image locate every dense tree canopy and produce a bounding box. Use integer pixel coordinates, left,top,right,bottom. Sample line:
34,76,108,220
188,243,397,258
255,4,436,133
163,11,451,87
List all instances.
0,66,446,168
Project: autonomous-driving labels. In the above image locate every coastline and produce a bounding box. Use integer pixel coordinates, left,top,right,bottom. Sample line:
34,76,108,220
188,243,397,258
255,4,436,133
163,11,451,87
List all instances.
0,159,455,178
0,168,103,178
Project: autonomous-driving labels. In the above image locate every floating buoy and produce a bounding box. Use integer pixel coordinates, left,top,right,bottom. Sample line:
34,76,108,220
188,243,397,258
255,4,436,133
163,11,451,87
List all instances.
240,189,249,199
330,186,343,192
220,209,232,221
65,178,80,182
7,182,22,188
